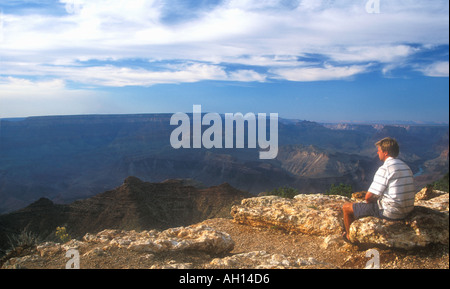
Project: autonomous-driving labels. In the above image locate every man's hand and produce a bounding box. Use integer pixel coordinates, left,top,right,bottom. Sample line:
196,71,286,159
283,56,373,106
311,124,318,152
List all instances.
365,192,379,204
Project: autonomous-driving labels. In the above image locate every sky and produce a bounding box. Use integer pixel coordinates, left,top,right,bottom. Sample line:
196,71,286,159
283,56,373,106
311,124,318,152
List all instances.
0,0,449,123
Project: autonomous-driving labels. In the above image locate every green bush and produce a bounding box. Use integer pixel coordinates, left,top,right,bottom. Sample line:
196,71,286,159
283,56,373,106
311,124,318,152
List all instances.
325,183,353,198
267,186,299,199
55,226,71,243
431,172,449,193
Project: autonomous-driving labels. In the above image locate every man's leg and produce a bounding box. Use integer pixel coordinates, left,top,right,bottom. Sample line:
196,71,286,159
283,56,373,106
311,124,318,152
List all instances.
342,203,355,238
343,202,381,241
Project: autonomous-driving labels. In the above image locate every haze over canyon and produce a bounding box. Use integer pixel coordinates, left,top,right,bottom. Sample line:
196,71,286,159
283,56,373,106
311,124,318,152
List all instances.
0,114,448,214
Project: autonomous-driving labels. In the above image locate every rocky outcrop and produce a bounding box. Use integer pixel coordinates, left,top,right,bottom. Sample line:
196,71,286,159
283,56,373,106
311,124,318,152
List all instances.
348,188,449,250
414,187,449,212
83,225,235,255
231,190,449,250
2,225,235,269
348,206,448,250
231,194,349,236
209,251,336,269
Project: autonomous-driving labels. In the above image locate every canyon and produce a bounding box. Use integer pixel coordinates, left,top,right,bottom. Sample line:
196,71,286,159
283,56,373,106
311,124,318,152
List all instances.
0,114,448,214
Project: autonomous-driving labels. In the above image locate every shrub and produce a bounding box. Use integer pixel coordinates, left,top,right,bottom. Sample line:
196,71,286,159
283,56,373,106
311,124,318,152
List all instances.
55,226,71,243
431,172,449,193
267,186,299,199
325,183,353,198
8,229,40,249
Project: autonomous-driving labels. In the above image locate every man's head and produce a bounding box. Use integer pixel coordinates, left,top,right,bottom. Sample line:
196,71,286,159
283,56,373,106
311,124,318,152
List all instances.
375,137,399,161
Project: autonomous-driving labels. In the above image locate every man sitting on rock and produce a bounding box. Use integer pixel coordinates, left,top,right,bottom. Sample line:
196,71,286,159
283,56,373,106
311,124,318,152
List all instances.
342,137,415,242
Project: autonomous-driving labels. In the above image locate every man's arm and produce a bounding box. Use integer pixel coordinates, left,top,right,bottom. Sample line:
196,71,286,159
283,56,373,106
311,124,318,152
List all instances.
365,192,379,203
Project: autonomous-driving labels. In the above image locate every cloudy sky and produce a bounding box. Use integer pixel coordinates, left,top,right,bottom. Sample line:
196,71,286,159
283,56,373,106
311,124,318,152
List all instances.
0,0,448,123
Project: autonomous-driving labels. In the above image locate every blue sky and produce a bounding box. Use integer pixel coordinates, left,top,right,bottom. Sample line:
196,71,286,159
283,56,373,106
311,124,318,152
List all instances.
0,0,448,123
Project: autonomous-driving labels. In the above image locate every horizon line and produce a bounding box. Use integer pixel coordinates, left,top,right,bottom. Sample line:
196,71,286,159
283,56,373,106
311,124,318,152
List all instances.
1,113,448,126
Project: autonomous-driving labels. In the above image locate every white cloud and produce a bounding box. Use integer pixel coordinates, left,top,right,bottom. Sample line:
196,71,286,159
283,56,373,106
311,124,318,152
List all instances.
66,63,229,87
0,0,448,88
0,77,106,118
80,64,267,86
0,77,67,99
271,64,370,82
328,45,418,63
228,70,267,82
0,61,267,88
418,61,449,77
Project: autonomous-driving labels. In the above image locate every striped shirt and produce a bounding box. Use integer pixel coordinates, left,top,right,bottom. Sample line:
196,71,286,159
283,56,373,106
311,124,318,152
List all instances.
368,157,415,220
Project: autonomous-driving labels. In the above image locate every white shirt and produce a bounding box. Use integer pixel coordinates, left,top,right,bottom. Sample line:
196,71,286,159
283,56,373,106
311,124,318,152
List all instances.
368,157,416,219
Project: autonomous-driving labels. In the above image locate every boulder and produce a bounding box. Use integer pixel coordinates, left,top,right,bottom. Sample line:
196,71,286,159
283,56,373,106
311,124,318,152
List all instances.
348,190,449,250
349,205,449,250
415,186,444,201
83,224,235,255
415,194,449,213
415,187,449,212
231,194,350,236
208,250,336,269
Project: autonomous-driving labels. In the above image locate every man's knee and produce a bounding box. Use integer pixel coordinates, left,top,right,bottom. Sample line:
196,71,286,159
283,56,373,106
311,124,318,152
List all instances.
343,202,354,214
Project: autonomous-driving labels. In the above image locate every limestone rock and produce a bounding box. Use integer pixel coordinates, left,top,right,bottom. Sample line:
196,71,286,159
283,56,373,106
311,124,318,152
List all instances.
150,261,193,269
415,187,446,201
231,194,350,236
1,254,44,269
209,251,292,269
415,189,449,212
208,251,336,269
156,225,235,254
349,206,449,250
83,225,234,255
36,242,62,257
416,194,449,212
351,191,367,202
348,190,449,249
